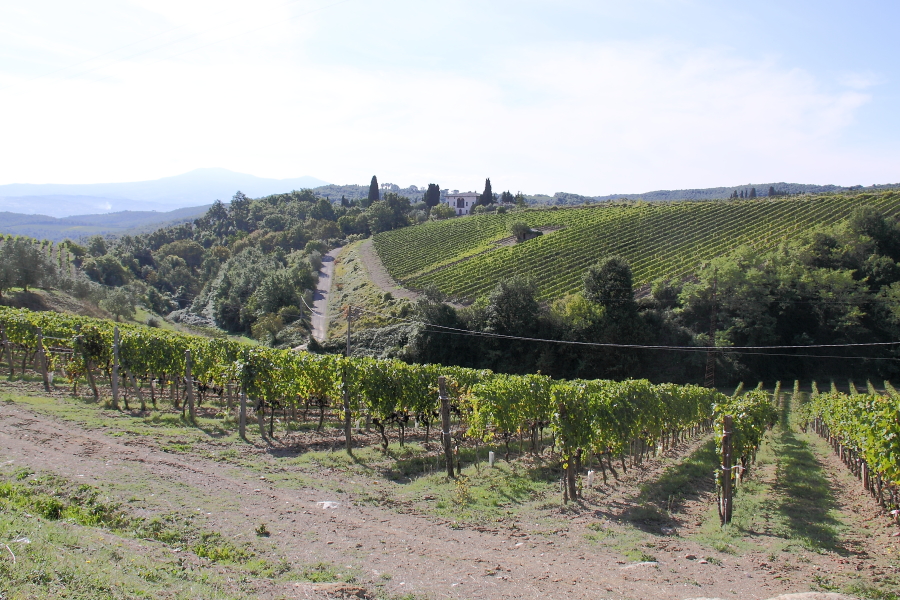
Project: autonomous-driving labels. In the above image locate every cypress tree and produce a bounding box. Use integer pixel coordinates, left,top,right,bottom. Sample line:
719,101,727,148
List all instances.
749,187,757,198
365,175,379,207
768,186,776,197
424,183,441,208
478,178,494,206
341,195,350,207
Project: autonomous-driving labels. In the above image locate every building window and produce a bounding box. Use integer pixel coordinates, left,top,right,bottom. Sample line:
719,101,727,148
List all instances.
456,198,465,208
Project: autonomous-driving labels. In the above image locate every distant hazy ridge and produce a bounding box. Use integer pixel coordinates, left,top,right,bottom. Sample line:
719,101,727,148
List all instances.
0,168,329,218
3,167,898,241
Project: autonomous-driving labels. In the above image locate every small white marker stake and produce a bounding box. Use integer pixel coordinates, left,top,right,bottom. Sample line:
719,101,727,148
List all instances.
587,470,595,488
488,451,495,467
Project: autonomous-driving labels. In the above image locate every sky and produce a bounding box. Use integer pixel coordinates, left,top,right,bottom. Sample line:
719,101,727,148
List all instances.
1,0,899,195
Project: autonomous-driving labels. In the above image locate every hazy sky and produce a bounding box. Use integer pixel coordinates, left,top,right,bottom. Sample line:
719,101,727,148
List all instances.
1,0,898,195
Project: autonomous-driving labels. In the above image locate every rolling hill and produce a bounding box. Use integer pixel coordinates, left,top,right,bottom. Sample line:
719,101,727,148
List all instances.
0,168,329,217
0,206,211,241
373,190,900,302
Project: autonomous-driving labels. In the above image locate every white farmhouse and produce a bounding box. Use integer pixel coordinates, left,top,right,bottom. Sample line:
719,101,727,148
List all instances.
444,191,479,216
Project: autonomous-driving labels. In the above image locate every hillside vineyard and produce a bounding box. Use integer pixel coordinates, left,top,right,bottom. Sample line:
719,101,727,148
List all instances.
373,191,900,301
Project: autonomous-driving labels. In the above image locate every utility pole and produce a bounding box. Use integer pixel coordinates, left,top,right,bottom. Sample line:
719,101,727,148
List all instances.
439,376,455,478
111,326,120,408
704,269,718,388
720,414,734,524
343,305,353,454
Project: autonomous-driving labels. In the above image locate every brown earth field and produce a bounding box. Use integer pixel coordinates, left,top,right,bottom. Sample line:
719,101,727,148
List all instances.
0,378,898,600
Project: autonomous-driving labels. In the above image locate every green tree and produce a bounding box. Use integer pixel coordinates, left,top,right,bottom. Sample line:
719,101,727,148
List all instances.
154,255,196,296
251,312,284,345
212,248,280,332
424,183,441,208
63,239,87,266
229,191,252,231
310,198,336,221
365,201,395,234
82,254,130,287
509,221,530,242
486,276,539,336
478,178,494,206
583,256,635,311
10,238,55,291
500,190,515,203
86,235,108,257
365,175,380,208
251,264,315,315
145,287,175,315
849,205,900,260
430,204,455,220
155,240,205,268
100,287,136,321
0,242,18,297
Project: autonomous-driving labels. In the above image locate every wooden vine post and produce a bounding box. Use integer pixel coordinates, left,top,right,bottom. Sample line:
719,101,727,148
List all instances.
128,372,145,411
256,398,266,438
343,306,353,454
111,326,120,409
35,328,51,392
239,390,247,439
439,376,454,478
720,414,734,524
1,327,13,379
76,335,99,401
185,349,196,422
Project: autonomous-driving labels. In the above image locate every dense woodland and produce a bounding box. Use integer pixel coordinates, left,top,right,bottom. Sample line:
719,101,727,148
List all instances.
9,177,517,346
8,183,450,345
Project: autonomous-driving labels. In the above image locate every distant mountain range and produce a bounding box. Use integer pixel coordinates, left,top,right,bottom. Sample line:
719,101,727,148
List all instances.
0,206,212,242
0,168,329,218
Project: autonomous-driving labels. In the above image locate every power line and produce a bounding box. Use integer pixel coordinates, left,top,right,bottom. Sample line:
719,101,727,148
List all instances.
348,304,900,360
413,326,900,361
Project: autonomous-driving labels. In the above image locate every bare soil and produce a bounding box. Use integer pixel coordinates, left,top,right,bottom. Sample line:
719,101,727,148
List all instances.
1,381,897,599
357,239,421,303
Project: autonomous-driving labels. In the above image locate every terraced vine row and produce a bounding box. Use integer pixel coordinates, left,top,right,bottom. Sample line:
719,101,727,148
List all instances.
374,192,900,301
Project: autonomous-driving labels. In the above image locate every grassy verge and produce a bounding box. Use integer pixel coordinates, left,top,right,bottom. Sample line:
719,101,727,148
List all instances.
685,423,846,556
1,384,563,524
327,242,413,339
0,467,265,599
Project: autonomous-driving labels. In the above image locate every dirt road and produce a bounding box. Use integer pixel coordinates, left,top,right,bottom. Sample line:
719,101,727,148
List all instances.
2,389,890,599
357,239,421,302
310,247,342,341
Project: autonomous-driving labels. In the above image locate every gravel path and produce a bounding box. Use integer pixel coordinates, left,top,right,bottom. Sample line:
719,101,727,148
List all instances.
310,247,342,341
357,239,421,302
